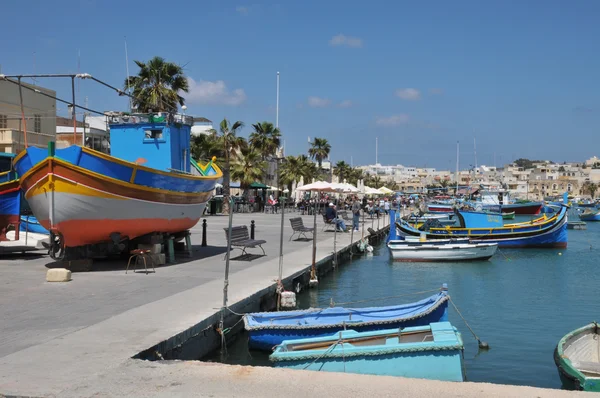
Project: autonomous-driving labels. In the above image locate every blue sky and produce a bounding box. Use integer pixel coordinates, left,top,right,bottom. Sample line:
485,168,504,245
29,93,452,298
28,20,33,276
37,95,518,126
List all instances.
1,0,599,169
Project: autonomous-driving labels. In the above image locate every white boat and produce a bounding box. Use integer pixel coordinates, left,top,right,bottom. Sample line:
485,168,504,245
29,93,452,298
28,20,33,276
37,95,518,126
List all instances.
387,240,498,262
406,213,454,221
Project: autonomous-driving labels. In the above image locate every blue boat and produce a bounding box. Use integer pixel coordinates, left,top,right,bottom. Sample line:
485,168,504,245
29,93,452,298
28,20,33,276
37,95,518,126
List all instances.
19,215,49,235
579,209,600,221
244,286,449,351
397,205,568,248
0,169,20,241
270,322,465,382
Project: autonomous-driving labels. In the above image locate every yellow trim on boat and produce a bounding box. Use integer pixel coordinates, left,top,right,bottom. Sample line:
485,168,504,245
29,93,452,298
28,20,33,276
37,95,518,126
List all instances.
20,157,218,198
26,175,123,200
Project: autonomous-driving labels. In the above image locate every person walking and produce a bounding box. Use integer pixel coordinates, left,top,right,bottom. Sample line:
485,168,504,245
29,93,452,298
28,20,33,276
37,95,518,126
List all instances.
352,196,361,231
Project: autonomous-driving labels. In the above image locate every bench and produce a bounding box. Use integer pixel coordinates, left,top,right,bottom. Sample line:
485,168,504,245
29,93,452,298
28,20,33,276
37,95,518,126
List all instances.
322,214,337,232
223,225,266,259
289,217,314,241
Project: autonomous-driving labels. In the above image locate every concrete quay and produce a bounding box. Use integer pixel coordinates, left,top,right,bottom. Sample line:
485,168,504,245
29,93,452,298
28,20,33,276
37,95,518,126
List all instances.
0,211,386,397
0,211,583,397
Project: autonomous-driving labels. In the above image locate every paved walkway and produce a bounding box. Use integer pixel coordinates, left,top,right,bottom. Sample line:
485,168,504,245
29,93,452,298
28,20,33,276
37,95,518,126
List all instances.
0,211,379,396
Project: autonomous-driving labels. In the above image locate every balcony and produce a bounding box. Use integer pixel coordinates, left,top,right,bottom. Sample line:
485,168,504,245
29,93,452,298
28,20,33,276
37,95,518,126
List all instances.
0,128,55,154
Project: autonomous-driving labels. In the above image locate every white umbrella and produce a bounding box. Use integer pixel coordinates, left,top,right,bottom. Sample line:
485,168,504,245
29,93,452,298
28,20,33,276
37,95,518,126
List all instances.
268,185,281,191
365,186,383,195
379,186,394,194
297,181,334,192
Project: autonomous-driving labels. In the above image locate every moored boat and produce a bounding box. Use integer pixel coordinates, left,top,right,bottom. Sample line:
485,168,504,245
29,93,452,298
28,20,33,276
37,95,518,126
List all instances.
396,205,568,248
578,209,600,221
0,169,20,241
500,202,543,215
387,240,497,262
243,286,449,351
427,203,454,213
555,322,600,391
502,211,515,220
13,112,221,259
19,215,49,235
270,321,465,382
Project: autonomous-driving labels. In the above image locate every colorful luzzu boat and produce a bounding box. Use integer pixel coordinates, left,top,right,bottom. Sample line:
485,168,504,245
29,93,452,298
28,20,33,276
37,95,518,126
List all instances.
0,169,20,241
397,205,568,248
13,112,221,259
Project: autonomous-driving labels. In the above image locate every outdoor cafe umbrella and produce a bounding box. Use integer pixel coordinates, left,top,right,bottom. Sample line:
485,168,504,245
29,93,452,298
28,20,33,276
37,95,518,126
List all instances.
379,186,394,194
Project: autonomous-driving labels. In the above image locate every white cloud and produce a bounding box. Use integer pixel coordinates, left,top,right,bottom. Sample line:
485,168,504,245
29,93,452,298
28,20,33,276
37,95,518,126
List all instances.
236,6,249,14
375,114,410,126
329,34,363,48
184,78,247,106
395,88,421,101
307,96,331,108
337,100,354,108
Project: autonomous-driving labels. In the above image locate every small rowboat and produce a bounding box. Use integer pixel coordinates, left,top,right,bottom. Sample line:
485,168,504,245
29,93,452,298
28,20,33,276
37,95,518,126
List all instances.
270,322,465,382
244,286,449,351
555,322,600,391
387,240,498,262
579,209,600,222
502,211,515,220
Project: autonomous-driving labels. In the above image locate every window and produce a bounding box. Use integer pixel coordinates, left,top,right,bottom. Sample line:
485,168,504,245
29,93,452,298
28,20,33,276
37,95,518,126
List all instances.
34,115,41,133
144,129,163,139
0,115,6,128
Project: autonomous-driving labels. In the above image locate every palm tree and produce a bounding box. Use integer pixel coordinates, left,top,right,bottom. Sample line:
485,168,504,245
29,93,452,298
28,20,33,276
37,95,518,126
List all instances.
214,119,246,214
279,155,319,193
582,182,598,199
308,137,331,169
333,161,351,182
386,179,399,191
124,56,189,113
347,168,365,186
249,122,281,160
231,147,266,198
190,130,222,162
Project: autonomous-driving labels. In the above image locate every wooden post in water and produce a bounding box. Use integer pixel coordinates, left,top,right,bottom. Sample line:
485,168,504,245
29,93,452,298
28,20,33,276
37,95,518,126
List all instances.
310,193,319,286
220,197,235,354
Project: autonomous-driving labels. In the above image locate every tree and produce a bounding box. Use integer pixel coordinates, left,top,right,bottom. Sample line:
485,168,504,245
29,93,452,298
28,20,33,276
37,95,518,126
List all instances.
347,168,365,186
386,179,399,191
124,56,188,113
214,119,246,214
190,131,222,162
308,137,331,169
582,182,598,199
231,147,266,198
249,122,281,160
279,155,318,193
333,161,351,182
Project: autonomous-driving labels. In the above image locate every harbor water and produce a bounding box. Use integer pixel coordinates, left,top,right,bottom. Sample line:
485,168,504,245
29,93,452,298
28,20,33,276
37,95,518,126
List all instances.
206,215,599,390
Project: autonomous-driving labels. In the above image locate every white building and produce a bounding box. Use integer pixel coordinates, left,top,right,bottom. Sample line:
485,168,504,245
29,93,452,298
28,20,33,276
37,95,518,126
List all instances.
191,117,213,136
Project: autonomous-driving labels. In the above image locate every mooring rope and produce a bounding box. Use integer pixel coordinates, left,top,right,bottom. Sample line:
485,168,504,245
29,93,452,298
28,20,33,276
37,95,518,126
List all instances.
448,296,489,349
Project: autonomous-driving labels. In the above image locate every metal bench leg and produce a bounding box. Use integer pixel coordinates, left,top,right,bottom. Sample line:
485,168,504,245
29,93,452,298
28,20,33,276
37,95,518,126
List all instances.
289,231,297,241
259,245,265,256
126,255,135,274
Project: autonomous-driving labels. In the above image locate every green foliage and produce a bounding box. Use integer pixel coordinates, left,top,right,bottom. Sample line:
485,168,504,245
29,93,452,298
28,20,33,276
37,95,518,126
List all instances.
513,158,542,169
214,118,246,214
279,155,319,192
249,122,281,160
308,137,331,168
333,161,351,182
231,147,267,197
582,182,598,199
124,56,188,113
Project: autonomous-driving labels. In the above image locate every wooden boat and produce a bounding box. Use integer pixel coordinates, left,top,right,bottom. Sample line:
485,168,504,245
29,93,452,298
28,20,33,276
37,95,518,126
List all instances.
244,286,449,351
427,203,454,213
554,322,600,391
502,211,515,220
578,209,600,221
270,322,465,382
396,205,568,248
0,169,20,241
567,221,587,230
387,240,497,262
13,112,221,259
406,213,454,222
499,202,543,215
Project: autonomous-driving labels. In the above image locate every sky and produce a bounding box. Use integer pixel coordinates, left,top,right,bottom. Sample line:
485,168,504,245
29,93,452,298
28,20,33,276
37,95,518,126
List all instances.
1,0,599,169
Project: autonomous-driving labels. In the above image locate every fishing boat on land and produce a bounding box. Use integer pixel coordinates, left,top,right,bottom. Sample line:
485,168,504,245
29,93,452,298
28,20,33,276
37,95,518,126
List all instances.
578,209,600,221
243,286,449,351
555,322,600,391
0,169,20,241
502,211,515,220
13,112,221,259
396,205,568,248
19,215,49,235
387,239,497,262
270,321,465,382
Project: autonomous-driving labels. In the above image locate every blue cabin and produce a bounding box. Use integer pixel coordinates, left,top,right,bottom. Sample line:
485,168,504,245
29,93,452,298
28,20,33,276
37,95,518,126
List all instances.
107,113,192,173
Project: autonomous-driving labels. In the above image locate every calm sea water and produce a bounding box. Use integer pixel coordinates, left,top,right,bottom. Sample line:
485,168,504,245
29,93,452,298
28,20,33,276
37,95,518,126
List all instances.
206,215,599,390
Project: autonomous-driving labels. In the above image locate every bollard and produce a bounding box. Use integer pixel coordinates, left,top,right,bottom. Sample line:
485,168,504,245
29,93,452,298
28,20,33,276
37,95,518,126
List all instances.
251,220,255,239
201,219,207,247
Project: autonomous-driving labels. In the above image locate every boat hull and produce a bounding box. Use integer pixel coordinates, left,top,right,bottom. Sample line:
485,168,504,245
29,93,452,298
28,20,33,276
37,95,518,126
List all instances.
501,202,543,215
554,323,600,391
0,177,20,240
578,212,600,221
14,146,218,248
271,322,465,382
388,242,497,262
427,204,454,213
245,292,449,351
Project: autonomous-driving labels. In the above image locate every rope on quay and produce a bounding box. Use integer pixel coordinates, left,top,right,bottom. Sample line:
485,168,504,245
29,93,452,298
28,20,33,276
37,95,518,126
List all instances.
330,288,441,307
448,296,489,350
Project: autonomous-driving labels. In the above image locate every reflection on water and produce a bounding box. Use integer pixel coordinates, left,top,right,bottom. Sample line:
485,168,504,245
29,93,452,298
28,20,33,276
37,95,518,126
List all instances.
204,217,600,389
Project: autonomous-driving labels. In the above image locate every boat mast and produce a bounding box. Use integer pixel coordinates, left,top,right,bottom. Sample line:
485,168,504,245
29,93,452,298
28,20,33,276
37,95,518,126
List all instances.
456,141,459,196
